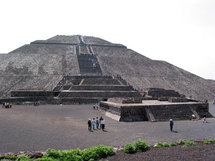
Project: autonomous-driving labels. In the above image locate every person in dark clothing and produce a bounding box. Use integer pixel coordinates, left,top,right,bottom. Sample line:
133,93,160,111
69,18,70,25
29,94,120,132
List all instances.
169,119,174,131
88,119,92,131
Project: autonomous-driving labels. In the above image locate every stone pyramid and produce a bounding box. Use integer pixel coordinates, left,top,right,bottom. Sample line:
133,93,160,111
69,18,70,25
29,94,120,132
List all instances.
0,35,214,100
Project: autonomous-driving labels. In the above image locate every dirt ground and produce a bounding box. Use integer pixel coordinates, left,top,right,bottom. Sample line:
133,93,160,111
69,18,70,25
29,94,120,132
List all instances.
106,143,215,161
0,103,214,153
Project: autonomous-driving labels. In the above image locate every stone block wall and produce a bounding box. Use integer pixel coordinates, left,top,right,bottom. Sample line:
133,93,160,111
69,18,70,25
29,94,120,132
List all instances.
70,85,132,91
11,91,54,97
120,106,148,121
59,91,141,98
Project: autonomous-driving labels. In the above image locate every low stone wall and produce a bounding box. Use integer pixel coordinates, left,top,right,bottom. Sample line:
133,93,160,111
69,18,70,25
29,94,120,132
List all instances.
168,97,189,102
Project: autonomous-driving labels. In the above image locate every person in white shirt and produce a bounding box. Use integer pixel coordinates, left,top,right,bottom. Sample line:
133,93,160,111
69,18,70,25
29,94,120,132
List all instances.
100,119,105,131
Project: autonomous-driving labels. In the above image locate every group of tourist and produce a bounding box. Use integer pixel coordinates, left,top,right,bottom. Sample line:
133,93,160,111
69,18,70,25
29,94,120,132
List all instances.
1,102,12,108
88,55,99,69
93,103,99,110
88,116,105,131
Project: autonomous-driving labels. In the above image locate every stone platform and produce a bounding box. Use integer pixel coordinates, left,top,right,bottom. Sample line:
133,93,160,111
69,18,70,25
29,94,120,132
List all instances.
100,100,210,122
1,75,141,104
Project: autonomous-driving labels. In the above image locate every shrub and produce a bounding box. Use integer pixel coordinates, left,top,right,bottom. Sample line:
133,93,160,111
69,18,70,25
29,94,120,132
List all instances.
184,140,196,146
179,139,185,145
168,142,176,147
45,145,114,161
4,155,17,160
47,148,61,159
123,143,136,154
204,139,215,144
82,145,114,161
155,142,176,148
178,139,196,146
133,139,149,152
163,142,170,147
154,142,164,148
16,155,31,161
35,156,57,161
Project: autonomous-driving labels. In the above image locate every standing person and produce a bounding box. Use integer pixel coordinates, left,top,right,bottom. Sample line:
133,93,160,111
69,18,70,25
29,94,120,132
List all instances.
88,119,92,131
99,116,103,129
92,118,96,130
96,103,99,110
169,119,174,132
96,117,99,129
101,119,105,131
203,113,207,123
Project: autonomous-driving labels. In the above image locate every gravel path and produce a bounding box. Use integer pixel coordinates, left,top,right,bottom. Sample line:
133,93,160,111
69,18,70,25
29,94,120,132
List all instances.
0,103,214,153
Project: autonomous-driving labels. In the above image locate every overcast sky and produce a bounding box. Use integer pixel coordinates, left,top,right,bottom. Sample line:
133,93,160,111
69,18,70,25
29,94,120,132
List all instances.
0,0,214,80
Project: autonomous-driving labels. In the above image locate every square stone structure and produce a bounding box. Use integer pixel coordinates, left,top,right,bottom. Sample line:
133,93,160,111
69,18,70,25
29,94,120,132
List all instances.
100,100,209,122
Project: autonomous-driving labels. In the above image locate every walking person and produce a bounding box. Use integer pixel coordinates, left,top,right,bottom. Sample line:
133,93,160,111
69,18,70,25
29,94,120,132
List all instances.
92,118,96,130
88,119,92,131
203,113,207,123
169,119,174,132
96,117,99,129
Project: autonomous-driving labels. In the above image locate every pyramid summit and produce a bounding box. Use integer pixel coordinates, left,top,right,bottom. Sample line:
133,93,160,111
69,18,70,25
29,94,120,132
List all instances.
0,35,215,100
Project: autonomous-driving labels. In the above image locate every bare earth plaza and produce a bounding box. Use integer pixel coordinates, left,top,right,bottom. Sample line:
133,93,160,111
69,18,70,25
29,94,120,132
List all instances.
0,35,215,160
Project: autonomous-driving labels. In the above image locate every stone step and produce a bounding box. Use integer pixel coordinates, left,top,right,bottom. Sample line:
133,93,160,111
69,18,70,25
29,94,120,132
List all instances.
59,90,141,98
69,85,132,91
81,78,120,85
